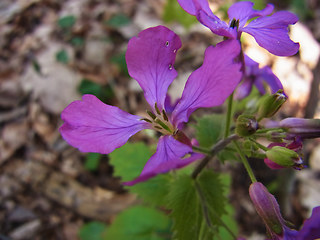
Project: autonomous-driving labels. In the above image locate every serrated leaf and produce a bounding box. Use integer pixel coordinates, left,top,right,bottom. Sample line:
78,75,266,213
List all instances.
58,15,76,28
217,147,237,163
194,114,224,148
105,14,131,27
56,49,69,64
163,0,197,28
109,142,170,206
103,206,171,240
109,142,152,182
84,152,101,171
167,174,202,240
79,221,107,240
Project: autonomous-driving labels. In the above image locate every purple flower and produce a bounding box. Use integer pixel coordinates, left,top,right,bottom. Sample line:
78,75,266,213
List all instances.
60,26,242,185
249,182,320,240
177,0,299,56
235,55,284,100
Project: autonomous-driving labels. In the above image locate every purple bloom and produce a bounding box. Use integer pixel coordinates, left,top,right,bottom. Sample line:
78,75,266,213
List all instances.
249,182,320,240
177,0,299,56
235,55,284,99
60,26,242,185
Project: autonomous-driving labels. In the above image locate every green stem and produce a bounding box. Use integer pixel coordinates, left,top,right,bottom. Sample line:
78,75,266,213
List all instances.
192,134,240,179
233,141,257,183
255,127,284,134
249,138,269,152
224,92,234,138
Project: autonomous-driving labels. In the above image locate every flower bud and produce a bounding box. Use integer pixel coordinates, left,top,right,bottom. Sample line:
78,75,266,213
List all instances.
257,90,287,120
265,146,303,169
280,118,320,139
235,114,258,137
249,182,284,236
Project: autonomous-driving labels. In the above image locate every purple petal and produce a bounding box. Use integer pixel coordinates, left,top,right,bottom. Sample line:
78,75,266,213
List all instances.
243,11,299,56
297,206,320,240
123,135,203,185
197,9,236,39
172,40,242,126
228,1,274,28
258,66,283,94
177,0,213,17
60,94,149,154
126,26,181,111
234,77,254,100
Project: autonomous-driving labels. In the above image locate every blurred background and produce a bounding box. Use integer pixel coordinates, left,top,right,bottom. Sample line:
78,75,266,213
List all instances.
0,0,320,239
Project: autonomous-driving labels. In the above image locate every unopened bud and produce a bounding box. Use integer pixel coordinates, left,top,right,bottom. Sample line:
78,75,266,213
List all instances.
280,118,320,139
265,146,303,169
258,90,287,120
249,182,285,236
235,114,258,137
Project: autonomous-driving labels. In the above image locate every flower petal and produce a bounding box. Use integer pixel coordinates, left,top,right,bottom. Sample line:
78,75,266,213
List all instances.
172,40,242,126
296,206,320,240
258,66,283,94
126,26,181,111
177,0,213,16
60,94,149,154
228,1,274,28
243,11,299,56
123,135,203,186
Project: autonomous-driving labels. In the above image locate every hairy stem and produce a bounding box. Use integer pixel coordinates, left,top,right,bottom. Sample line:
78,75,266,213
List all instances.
233,141,257,183
192,134,239,179
224,92,234,138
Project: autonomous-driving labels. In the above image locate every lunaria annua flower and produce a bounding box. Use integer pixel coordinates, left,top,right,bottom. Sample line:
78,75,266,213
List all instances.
177,0,299,56
60,26,242,185
249,182,320,240
235,55,284,100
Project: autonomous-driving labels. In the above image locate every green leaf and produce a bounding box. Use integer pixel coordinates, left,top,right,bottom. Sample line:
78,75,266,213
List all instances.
84,153,102,171
103,206,171,240
79,221,107,240
109,142,170,206
167,175,202,240
58,15,76,28
32,59,41,74
109,142,152,182
167,171,230,240
56,49,69,64
163,0,197,28
78,79,114,102
105,14,131,27
194,114,224,148
217,147,237,163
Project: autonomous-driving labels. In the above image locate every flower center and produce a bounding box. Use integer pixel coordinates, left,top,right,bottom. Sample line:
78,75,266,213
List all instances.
141,103,176,135
230,18,240,29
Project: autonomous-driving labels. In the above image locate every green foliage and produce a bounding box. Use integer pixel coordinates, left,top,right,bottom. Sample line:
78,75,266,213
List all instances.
110,52,128,76
32,59,41,74
194,114,224,148
103,206,171,240
105,14,131,27
84,153,102,171
78,79,114,102
56,49,69,64
79,221,107,240
109,142,170,206
163,0,197,28
167,171,230,240
240,0,265,10
290,0,311,20
58,15,76,28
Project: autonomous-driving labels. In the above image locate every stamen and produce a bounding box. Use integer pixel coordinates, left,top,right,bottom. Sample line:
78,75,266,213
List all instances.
230,18,239,29
147,110,156,120
140,118,152,123
162,109,168,121
155,103,161,115
155,119,172,133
